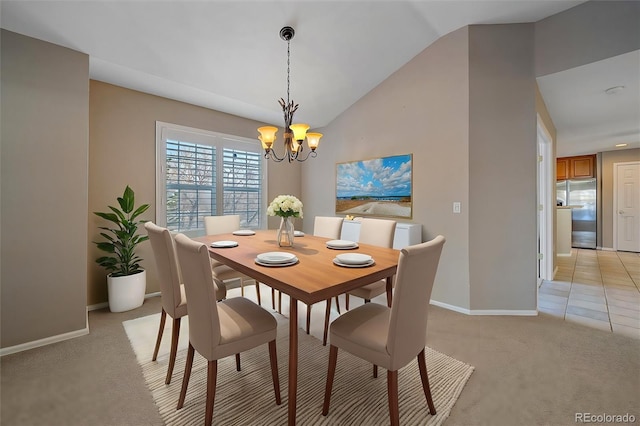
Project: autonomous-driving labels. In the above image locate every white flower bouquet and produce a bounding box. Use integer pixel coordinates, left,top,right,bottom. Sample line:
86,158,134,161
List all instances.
267,195,303,219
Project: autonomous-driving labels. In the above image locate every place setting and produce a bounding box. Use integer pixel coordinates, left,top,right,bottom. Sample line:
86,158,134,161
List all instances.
333,253,375,268
255,251,299,267
232,229,256,236
210,240,239,248
326,239,359,250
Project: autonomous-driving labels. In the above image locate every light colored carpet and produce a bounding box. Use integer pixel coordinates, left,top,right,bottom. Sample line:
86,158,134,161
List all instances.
123,309,474,425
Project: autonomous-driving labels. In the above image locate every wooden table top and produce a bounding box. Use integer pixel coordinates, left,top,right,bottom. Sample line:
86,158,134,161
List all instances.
193,230,400,305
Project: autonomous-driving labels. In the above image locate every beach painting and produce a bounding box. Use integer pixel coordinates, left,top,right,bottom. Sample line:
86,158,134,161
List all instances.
336,154,412,218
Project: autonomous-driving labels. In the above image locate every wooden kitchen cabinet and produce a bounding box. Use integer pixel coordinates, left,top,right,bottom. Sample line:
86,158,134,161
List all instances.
557,158,569,180
557,154,596,180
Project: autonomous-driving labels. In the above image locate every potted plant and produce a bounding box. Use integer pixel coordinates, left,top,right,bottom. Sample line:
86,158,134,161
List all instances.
94,185,150,312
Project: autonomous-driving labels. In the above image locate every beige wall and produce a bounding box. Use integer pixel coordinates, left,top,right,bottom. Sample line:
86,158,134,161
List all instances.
88,81,300,306
1,30,89,348
600,148,640,248
304,26,472,309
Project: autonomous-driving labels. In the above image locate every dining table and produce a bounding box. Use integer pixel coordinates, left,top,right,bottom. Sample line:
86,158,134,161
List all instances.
193,229,400,425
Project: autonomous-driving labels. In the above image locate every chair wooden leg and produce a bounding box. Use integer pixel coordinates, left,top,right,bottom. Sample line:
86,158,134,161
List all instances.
271,288,276,310
240,279,245,297
255,281,262,305
152,308,167,361
166,317,181,384
278,291,282,314
322,345,339,416
373,365,378,378
386,287,393,307
268,340,282,405
205,360,218,426
322,299,331,346
345,294,350,310
417,349,437,415
177,343,195,410
306,304,311,334
335,296,341,314
387,370,400,426
235,353,241,371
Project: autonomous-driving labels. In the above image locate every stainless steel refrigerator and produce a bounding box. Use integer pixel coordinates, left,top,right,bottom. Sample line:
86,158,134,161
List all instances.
556,178,597,249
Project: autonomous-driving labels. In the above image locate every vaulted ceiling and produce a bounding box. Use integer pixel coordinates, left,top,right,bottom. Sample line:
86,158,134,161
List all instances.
3,1,637,155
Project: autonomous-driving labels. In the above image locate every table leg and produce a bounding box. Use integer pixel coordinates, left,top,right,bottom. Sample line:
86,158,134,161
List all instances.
288,298,298,425
386,276,393,307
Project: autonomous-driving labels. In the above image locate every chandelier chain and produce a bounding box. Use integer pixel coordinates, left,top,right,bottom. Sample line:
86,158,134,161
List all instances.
286,39,291,107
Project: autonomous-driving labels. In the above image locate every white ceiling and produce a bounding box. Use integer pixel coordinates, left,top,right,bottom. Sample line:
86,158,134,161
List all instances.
3,0,637,155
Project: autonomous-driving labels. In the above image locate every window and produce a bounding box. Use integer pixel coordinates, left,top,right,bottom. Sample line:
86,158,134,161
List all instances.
156,122,266,235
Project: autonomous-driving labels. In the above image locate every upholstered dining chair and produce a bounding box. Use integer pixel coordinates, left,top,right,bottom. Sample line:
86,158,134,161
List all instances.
322,235,446,426
344,218,397,310
145,221,229,385
174,233,282,425
203,214,263,306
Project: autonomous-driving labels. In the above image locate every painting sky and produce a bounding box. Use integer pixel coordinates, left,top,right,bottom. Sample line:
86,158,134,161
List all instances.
336,154,412,198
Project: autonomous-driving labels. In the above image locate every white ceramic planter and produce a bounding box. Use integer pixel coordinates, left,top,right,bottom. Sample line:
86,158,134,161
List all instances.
107,269,146,313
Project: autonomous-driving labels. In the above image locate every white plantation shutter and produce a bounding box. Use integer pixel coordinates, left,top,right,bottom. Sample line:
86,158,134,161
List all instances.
222,147,263,226
156,122,266,235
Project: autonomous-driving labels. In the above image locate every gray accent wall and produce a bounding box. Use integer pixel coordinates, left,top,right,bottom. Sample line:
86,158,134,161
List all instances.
1,30,89,348
468,24,537,311
535,0,640,77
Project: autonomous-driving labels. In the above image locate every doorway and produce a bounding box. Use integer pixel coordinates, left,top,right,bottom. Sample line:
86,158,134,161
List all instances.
613,161,640,252
537,117,554,285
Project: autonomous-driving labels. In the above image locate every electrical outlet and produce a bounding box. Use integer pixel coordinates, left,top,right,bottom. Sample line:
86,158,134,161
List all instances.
453,202,461,213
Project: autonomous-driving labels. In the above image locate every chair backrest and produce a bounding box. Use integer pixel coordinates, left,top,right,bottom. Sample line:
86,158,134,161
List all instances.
313,216,344,239
386,235,445,371
174,233,223,359
204,215,241,235
358,218,397,248
145,222,184,317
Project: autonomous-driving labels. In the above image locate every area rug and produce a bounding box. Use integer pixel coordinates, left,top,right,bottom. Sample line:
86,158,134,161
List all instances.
123,311,474,425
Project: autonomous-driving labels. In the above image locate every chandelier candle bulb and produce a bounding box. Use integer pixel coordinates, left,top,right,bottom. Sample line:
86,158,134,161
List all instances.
289,123,310,142
306,133,322,150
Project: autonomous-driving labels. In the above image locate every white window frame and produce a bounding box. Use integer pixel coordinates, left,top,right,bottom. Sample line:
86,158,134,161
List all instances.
155,121,267,236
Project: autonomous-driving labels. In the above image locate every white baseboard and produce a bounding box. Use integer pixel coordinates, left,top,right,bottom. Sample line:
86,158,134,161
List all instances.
599,246,615,251
430,300,538,316
430,299,471,315
557,253,572,257
1,310,90,357
469,309,538,316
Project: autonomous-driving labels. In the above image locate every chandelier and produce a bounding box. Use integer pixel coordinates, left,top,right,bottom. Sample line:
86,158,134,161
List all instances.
257,26,322,163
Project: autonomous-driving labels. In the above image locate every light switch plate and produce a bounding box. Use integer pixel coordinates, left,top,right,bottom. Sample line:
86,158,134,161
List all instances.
453,202,461,213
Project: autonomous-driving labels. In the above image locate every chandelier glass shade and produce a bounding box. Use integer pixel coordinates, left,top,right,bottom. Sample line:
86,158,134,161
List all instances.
258,26,323,163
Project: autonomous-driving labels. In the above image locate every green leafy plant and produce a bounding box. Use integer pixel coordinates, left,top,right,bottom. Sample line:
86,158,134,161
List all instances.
94,186,150,277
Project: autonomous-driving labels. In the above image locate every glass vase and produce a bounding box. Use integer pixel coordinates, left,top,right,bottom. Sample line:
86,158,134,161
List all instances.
277,216,295,247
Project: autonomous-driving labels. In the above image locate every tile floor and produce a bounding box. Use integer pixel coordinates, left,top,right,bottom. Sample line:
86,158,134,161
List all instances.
539,248,640,339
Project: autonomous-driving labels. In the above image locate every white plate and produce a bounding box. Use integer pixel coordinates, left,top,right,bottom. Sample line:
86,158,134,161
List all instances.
333,258,375,268
326,239,359,249
255,258,299,267
232,229,256,236
294,230,305,237
210,240,238,248
256,252,297,264
336,253,373,265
